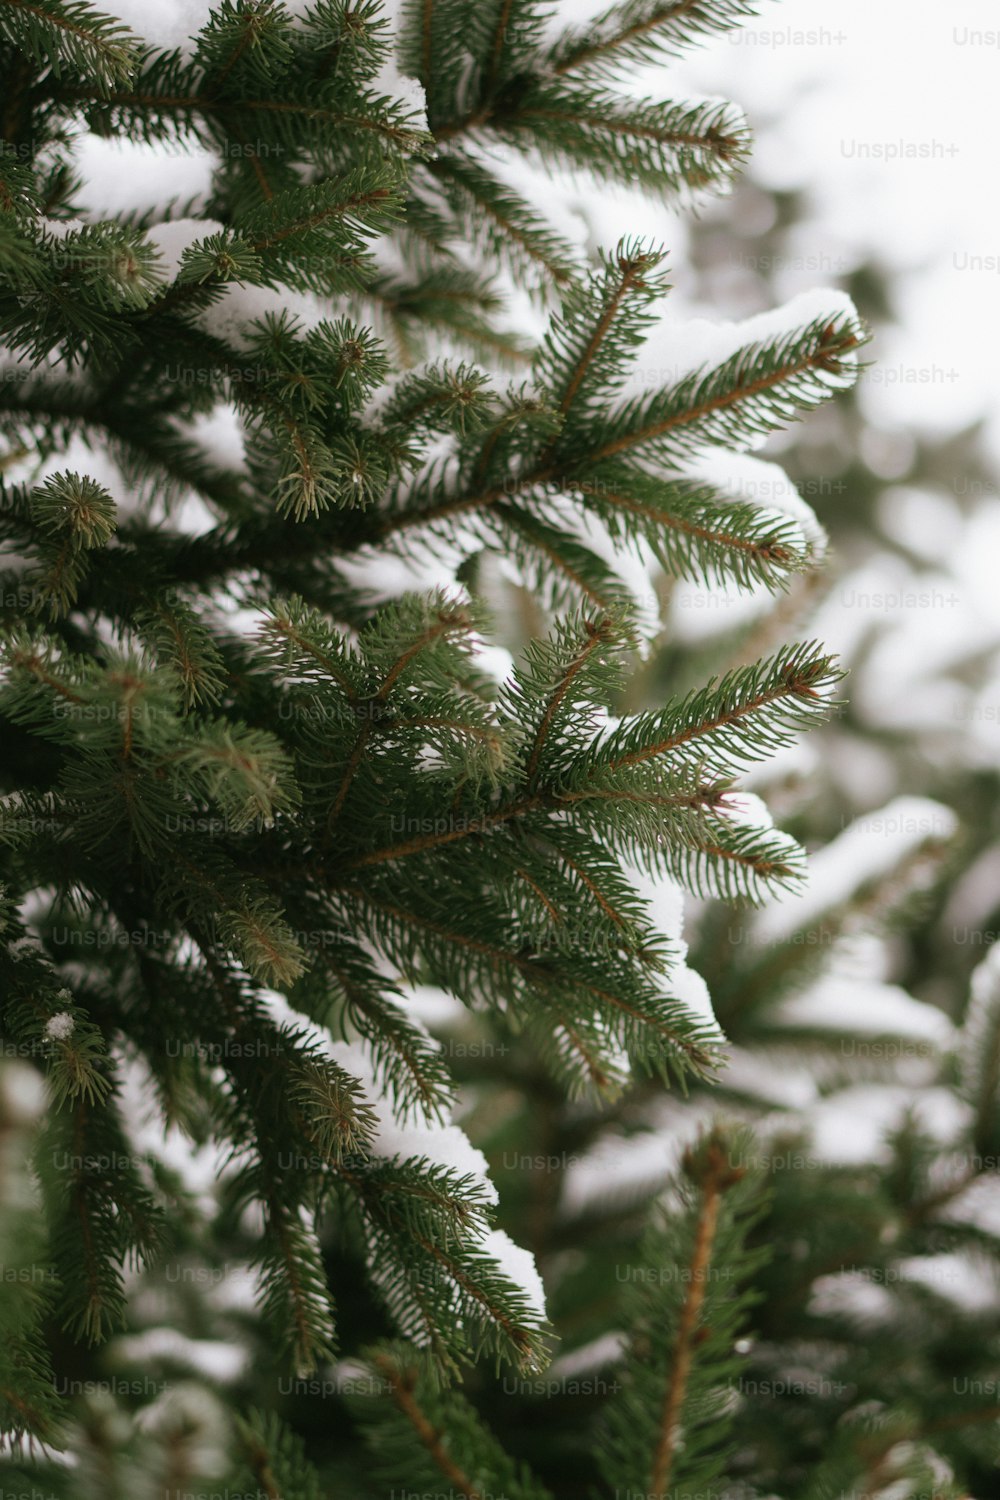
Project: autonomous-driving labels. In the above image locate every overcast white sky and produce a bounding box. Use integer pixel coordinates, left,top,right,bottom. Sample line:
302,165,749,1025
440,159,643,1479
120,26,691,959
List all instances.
666,0,1000,450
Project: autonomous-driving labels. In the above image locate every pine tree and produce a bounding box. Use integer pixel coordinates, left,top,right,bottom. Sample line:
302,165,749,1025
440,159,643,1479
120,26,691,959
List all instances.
0,2,890,1495
340,151,1000,1500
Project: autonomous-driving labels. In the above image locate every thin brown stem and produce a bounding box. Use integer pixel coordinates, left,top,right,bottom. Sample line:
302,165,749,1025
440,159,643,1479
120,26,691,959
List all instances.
339,796,542,870
649,1157,724,1497
325,609,472,836
524,617,612,785
372,1353,484,1500
605,675,814,774
551,0,704,76
589,342,854,468
484,0,516,94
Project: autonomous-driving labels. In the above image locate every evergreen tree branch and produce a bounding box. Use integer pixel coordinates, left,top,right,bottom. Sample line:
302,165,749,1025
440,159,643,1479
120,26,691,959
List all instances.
549,0,759,78
338,796,544,869
649,1149,724,1495
598,1128,768,1500
258,1192,336,1374
201,4,274,100
0,0,138,88
524,614,616,785
344,886,714,1083
235,1410,322,1500
378,316,863,541
587,316,864,465
310,951,454,1120
426,155,578,294
247,180,397,254
325,601,473,832
0,2,885,1481
493,503,633,615
545,244,660,425
352,1343,554,1500
54,83,426,150
575,466,810,588
371,1350,487,1499
484,0,517,91
590,644,841,776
